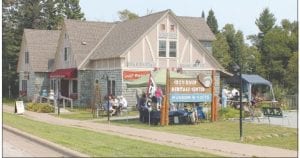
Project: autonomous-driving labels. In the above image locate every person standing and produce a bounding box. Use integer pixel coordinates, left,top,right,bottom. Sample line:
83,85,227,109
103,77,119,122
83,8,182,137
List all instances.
221,87,228,108
155,86,163,110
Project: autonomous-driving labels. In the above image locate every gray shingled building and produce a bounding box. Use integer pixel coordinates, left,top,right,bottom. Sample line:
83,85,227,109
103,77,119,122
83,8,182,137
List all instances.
17,9,228,107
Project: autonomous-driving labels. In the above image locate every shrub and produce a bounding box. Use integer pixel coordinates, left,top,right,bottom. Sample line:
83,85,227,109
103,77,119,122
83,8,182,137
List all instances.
25,103,54,113
218,107,244,120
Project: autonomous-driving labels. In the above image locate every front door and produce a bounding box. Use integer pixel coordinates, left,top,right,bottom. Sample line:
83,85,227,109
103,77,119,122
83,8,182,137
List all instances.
61,79,69,97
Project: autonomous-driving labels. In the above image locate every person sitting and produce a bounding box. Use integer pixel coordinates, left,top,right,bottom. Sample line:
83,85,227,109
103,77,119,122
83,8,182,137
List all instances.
119,96,128,109
104,95,116,116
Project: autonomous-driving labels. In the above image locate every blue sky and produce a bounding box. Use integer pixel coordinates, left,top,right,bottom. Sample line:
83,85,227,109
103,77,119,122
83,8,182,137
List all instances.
80,0,297,39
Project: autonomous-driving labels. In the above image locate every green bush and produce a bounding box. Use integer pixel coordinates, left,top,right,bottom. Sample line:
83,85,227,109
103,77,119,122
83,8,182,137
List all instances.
218,107,244,120
25,103,54,113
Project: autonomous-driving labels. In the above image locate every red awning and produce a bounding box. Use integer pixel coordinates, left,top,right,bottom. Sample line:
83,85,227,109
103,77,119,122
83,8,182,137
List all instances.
49,68,77,78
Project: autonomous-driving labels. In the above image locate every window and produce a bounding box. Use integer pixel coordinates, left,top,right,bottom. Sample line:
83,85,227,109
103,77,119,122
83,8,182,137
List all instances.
170,24,175,32
160,24,165,31
107,80,115,96
169,41,177,57
25,51,29,64
159,40,167,57
64,47,68,61
22,80,27,91
72,80,78,93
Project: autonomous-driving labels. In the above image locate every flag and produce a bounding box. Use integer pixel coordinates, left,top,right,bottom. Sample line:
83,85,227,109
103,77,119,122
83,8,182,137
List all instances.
147,73,156,98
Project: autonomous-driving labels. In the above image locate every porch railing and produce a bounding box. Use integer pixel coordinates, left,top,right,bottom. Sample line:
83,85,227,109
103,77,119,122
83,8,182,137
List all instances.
39,95,73,109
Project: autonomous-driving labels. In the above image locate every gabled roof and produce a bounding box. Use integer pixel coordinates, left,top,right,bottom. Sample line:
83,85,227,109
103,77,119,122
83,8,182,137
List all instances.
18,29,60,72
177,16,215,41
89,10,168,60
63,19,114,66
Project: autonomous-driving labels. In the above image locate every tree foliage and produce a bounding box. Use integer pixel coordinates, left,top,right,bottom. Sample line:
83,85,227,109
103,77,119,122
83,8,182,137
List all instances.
2,0,85,98
255,8,276,35
118,9,139,21
206,9,218,34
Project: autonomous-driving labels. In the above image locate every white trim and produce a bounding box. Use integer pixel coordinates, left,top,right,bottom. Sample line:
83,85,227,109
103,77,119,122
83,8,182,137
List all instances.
180,38,189,63
142,38,145,62
167,59,169,67
145,36,155,61
189,40,192,63
127,51,131,62
78,24,116,70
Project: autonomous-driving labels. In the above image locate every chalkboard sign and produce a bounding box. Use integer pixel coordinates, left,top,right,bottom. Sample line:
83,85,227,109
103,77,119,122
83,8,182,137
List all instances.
15,101,25,114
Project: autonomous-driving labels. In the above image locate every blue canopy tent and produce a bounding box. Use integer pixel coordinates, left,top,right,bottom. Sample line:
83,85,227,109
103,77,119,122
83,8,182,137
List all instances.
242,74,275,102
226,74,276,102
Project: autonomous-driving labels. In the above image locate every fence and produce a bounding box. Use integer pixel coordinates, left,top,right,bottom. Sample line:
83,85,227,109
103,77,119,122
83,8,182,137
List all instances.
283,94,298,110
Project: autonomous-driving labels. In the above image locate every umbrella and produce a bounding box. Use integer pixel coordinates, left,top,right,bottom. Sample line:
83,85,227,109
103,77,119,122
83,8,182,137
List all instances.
126,69,191,88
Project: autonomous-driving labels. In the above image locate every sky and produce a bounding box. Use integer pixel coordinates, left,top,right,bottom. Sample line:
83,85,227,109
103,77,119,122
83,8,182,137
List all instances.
79,0,297,41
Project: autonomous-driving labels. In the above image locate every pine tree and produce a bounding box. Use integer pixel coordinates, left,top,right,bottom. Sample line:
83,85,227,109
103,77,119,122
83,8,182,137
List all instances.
118,9,139,21
206,9,218,34
201,10,205,19
255,8,276,35
62,0,85,20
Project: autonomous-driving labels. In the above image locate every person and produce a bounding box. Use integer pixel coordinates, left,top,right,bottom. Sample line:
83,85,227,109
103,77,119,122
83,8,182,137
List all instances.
105,95,116,116
221,87,229,108
119,96,128,109
155,86,163,110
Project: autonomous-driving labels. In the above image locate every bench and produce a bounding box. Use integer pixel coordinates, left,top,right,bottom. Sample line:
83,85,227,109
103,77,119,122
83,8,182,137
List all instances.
261,107,290,125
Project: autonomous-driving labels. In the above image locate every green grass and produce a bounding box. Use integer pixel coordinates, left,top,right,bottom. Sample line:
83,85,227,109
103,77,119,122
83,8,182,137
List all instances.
3,112,218,157
98,118,297,150
51,108,139,120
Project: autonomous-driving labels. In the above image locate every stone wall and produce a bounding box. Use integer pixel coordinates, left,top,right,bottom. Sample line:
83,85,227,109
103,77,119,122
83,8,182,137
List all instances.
78,70,93,107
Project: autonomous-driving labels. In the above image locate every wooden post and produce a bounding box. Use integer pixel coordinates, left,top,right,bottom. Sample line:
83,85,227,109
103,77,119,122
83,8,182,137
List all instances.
160,96,166,125
165,69,170,125
211,70,216,122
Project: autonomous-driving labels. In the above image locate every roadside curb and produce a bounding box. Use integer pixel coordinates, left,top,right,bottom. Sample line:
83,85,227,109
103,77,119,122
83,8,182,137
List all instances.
3,125,88,157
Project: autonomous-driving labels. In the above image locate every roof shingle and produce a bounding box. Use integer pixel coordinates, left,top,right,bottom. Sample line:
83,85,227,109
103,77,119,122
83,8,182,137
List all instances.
23,29,60,72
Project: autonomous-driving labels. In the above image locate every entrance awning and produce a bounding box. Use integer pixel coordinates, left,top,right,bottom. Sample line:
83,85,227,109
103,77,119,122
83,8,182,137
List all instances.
49,68,77,78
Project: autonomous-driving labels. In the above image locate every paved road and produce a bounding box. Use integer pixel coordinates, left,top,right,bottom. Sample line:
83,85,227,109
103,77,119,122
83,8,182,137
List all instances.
3,128,64,157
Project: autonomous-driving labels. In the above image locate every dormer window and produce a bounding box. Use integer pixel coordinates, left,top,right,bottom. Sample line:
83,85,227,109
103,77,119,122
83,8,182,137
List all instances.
170,24,175,32
160,24,165,31
25,51,29,64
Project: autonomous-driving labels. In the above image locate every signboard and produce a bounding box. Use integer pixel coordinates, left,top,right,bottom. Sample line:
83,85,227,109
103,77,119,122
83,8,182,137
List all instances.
170,93,212,102
15,101,25,114
123,70,150,81
170,78,211,102
170,78,211,93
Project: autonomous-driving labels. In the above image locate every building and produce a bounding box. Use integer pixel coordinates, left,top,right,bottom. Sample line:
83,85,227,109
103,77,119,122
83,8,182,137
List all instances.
17,29,60,101
18,9,228,107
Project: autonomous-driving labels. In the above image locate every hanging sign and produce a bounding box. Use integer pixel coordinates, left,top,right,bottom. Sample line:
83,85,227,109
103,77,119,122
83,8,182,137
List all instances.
123,71,150,81
170,78,212,102
15,101,25,114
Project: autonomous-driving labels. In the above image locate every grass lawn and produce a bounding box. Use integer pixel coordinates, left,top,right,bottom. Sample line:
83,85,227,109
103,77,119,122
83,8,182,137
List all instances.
97,118,297,150
51,108,139,120
3,112,218,157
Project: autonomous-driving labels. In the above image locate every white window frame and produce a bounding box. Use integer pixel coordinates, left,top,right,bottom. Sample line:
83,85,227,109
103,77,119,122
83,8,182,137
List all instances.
169,40,177,57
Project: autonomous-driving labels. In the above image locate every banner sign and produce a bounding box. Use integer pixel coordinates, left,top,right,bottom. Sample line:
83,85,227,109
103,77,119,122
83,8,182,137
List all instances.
170,93,212,102
170,78,211,93
169,78,212,102
123,71,150,81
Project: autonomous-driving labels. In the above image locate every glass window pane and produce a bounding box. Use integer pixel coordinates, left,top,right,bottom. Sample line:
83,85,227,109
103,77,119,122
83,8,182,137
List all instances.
159,40,166,57
169,41,177,57
72,80,78,93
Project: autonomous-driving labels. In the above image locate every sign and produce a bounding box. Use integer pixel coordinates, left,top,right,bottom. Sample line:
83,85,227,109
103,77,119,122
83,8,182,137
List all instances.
15,101,25,114
170,78,211,93
170,93,212,102
123,71,150,81
169,78,212,103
